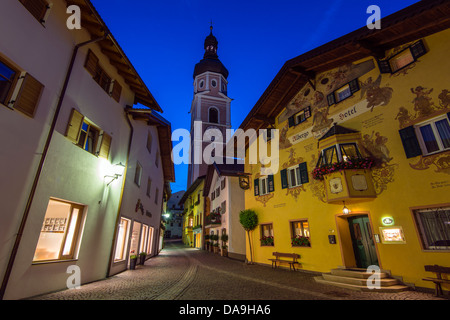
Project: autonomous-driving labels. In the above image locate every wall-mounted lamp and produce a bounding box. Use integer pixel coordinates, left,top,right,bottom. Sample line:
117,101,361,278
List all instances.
105,162,126,186
342,201,350,215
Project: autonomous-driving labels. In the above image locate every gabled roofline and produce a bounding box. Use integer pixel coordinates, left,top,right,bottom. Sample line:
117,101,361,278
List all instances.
67,0,162,112
239,0,450,133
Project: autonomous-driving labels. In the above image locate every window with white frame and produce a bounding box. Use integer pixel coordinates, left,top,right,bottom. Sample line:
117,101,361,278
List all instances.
284,162,309,189
146,178,152,198
134,162,142,186
287,165,301,188
33,199,85,262
254,175,274,196
415,115,450,155
146,132,152,154
259,176,269,195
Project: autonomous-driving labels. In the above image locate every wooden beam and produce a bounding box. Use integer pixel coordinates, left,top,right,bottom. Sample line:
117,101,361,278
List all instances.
101,47,123,60
254,115,275,125
81,19,104,33
354,39,386,59
267,74,303,119
289,66,316,80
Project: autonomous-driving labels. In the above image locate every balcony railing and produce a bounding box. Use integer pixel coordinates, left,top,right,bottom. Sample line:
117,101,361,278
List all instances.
205,213,221,227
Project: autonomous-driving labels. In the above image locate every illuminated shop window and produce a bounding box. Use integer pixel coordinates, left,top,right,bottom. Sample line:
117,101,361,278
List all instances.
114,217,130,262
33,199,85,262
140,224,149,254
147,227,154,255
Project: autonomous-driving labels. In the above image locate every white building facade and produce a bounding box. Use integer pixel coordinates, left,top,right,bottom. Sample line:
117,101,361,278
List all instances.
0,0,171,299
204,164,247,261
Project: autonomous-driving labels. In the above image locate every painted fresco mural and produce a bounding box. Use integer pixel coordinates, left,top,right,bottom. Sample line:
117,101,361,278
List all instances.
244,26,450,292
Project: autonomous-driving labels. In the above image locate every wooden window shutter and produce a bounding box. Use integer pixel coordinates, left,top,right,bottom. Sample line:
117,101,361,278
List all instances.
20,0,48,22
327,92,336,106
221,201,226,214
280,169,288,189
98,132,112,159
299,162,309,184
377,59,392,74
399,126,422,159
14,73,44,117
65,108,84,143
254,178,259,196
84,50,99,77
288,116,295,128
410,40,427,60
268,175,275,193
304,106,311,119
111,80,122,103
348,79,360,94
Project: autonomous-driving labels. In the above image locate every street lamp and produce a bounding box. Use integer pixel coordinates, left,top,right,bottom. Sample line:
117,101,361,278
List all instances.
105,162,126,186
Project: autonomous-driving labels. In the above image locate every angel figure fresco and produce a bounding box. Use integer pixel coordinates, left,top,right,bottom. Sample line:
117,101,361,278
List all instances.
279,124,292,149
411,86,435,117
438,89,450,109
395,107,413,128
360,75,394,112
311,91,333,133
361,131,393,163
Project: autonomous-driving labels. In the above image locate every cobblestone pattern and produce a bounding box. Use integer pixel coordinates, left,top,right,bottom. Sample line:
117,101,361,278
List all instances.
30,241,446,301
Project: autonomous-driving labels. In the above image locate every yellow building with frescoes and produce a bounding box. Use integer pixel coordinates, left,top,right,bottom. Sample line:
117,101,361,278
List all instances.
180,177,206,249
239,1,450,293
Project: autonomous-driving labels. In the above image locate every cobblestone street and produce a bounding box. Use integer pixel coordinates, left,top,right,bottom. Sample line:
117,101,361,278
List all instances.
31,240,445,301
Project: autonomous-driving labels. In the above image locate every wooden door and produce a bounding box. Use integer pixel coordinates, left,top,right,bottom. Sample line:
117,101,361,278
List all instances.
348,216,378,268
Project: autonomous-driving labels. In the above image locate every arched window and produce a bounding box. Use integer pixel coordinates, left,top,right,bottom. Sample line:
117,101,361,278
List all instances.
209,108,218,124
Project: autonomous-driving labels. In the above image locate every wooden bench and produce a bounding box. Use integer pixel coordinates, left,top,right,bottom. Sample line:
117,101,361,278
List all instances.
268,252,300,271
423,265,450,297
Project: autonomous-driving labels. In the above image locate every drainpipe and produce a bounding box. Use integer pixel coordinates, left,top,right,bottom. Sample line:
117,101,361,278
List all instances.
106,108,134,277
0,33,109,300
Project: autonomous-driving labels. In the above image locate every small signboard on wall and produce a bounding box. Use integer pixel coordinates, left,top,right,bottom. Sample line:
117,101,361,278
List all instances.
379,226,406,244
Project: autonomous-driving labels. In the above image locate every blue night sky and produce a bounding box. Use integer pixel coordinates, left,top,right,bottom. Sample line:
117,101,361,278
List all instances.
90,0,419,193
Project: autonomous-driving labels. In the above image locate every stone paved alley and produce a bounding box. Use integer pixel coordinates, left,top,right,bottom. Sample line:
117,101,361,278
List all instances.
30,240,445,301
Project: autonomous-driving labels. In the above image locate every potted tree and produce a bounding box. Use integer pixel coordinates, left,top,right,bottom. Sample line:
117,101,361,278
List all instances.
209,235,215,252
212,234,219,254
221,234,228,257
139,252,147,265
239,209,258,264
129,255,137,270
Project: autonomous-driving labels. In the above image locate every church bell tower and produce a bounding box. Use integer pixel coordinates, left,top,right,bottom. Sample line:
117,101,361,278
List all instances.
187,26,232,187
